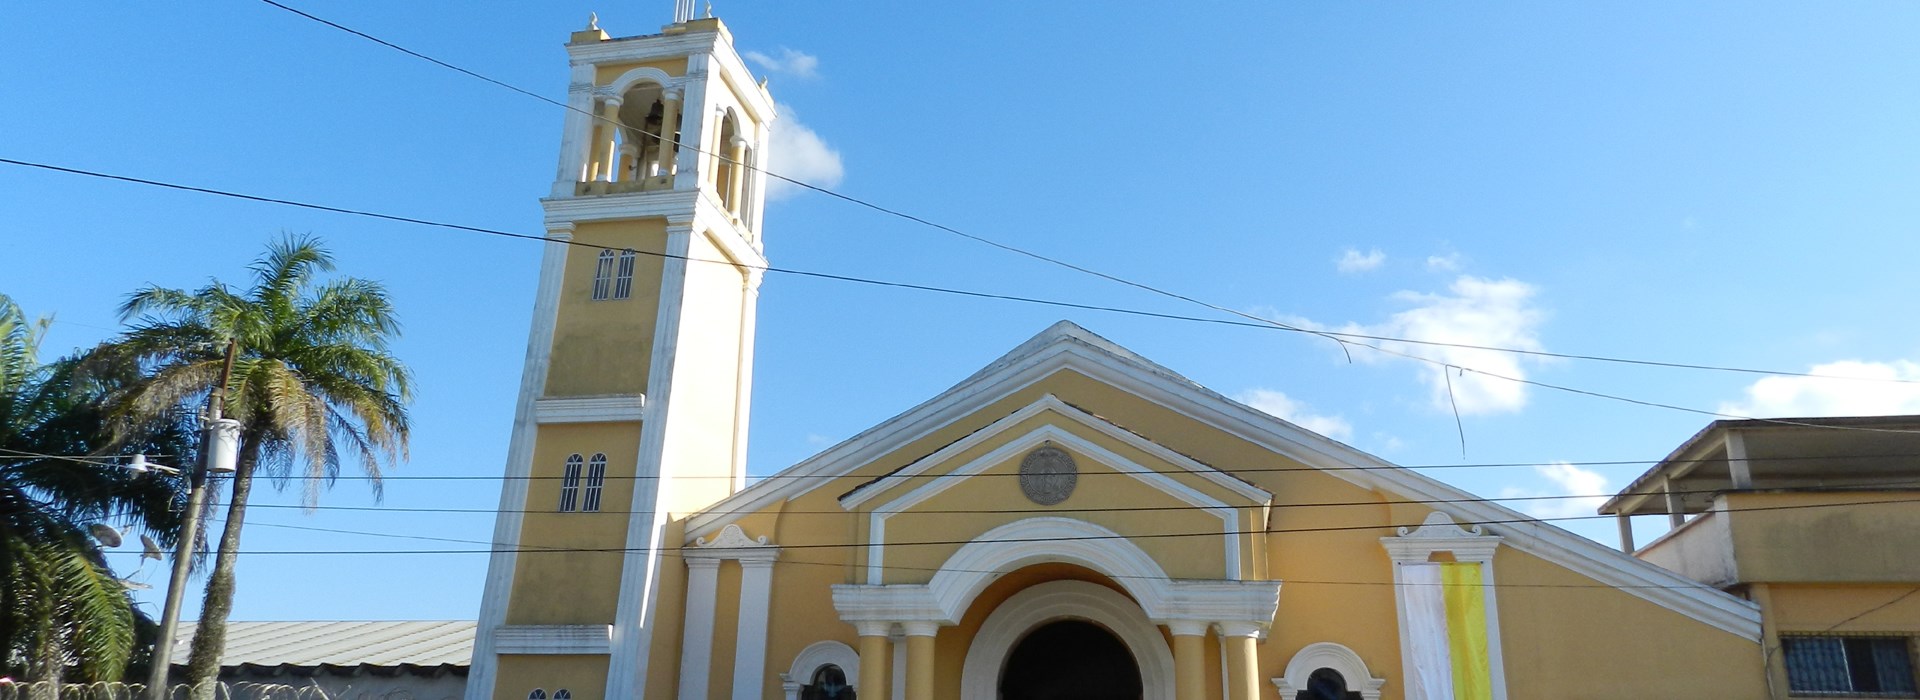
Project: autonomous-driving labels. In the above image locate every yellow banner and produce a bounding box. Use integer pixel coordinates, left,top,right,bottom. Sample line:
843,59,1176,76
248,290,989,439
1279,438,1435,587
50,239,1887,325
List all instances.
1443,562,1492,700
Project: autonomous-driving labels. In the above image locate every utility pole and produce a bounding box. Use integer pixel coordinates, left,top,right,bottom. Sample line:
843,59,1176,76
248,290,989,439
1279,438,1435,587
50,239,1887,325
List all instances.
145,340,240,700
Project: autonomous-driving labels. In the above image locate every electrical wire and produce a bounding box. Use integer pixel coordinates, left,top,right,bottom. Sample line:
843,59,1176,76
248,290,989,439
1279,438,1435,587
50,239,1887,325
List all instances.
100,493,1920,557
245,0,1920,388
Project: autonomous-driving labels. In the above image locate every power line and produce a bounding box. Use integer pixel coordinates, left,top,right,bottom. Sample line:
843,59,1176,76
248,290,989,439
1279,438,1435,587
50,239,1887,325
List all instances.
224,519,1761,595
7,155,1920,435
14,442,1920,482
102,493,1920,557
245,1,1920,388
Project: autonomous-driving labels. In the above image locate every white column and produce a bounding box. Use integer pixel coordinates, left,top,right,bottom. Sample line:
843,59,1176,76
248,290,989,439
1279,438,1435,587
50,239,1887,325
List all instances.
673,56,713,190
731,557,778,700
1664,479,1685,528
591,97,624,182
726,134,749,214
552,66,597,197
658,89,683,178
1726,430,1754,489
677,557,722,700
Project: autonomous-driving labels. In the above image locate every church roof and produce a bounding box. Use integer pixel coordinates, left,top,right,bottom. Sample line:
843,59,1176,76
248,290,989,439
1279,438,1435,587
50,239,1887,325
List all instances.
688,319,1763,640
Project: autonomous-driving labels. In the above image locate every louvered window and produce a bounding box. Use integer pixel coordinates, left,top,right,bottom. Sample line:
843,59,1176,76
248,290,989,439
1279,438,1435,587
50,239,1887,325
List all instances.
592,250,616,300
613,249,636,299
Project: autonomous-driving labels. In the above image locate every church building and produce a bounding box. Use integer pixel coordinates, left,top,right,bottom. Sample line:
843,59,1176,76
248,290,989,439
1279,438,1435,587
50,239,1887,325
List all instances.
464,8,1918,700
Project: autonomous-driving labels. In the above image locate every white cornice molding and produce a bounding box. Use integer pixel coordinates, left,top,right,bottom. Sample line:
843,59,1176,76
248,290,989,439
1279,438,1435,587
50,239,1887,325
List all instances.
857,421,1246,586
686,523,778,562
1380,511,1503,563
542,190,703,225
567,31,718,66
534,395,645,424
493,624,613,655
1273,642,1386,700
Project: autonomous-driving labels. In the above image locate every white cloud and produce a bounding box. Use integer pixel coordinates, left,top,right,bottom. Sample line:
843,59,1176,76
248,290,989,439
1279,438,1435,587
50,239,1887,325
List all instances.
1718,360,1920,418
1336,248,1386,274
1425,253,1462,272
1317,276,1547,415
1498,462,1612,520
764,105,844,200
805,433,835,446
1236,389,1353,440
744,47,820,79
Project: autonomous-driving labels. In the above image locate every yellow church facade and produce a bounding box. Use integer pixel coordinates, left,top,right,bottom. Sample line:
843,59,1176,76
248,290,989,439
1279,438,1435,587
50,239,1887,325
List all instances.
462,11,1918,700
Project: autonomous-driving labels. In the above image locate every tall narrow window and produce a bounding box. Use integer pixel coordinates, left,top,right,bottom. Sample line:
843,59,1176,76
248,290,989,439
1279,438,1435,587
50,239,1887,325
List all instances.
558,454,583,512
583,453,608,512
592,250,616,300
614,249,636,299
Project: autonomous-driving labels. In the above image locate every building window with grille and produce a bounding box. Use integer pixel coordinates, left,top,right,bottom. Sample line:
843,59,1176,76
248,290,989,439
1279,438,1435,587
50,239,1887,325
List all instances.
582,453,608,512
528,690,547,700
558,454,584,512
592,249,637,301
554,691,572,700
1783,635,1917,696
592,250,616,300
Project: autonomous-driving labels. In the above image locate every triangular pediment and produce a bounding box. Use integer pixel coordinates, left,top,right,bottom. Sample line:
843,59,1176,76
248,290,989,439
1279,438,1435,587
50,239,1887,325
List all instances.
686,320,1761,639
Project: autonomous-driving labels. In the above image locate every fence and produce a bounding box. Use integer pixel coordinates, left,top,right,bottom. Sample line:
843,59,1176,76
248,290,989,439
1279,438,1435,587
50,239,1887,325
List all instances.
0,682,444,700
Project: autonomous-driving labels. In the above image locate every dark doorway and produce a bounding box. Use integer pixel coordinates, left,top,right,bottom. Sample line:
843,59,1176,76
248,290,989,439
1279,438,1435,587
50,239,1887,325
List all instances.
998,620,1143,700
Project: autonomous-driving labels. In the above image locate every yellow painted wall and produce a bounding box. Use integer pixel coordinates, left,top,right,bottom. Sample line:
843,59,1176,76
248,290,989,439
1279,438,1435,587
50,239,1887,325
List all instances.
1766,583,1920,634
493,655,610,700
545,220,667,397
1725,491,1920,583
506,422,641,625
678,367,1772,700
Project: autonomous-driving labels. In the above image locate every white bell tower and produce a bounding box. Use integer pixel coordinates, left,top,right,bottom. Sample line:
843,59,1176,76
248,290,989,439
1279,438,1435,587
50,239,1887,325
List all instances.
469,9,775,700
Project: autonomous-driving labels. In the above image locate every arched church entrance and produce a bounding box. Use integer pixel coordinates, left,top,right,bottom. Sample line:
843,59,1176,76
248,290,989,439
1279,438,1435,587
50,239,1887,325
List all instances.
998,620,1142,700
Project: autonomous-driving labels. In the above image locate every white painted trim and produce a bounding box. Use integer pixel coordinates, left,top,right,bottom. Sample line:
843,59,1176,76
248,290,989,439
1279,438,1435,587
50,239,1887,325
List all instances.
604,222,696,700
1272,642,1386,700
676,558,720,700
839,394,1269,509
784,641,860,691
1380,512,1508,700
492,625,613,655
684,322,1761,640
608,66,677,97
958,581,1174,700
862,422,1242,586
833,518,1281,629
567,30,717,68
466,228,574,700
731,559,777,700
534,395,645,423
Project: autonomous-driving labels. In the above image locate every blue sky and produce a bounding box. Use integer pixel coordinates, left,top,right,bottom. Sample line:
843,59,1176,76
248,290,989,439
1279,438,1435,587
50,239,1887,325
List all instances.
5,1,1920,621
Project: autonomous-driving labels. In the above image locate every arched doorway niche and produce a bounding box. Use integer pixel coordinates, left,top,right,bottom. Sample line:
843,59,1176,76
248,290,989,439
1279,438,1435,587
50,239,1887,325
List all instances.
959,580,1174,700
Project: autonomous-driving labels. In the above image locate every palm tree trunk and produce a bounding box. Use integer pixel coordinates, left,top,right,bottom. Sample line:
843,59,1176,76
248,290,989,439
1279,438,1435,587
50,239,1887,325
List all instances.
180,435,261,700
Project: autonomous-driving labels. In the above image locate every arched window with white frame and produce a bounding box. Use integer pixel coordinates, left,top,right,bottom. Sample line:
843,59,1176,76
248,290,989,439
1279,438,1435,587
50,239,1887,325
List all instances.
592,250,616,300
558,454,583,512
528,690,547,700
614,249,636,299
553,690,572,700
582,453,608,512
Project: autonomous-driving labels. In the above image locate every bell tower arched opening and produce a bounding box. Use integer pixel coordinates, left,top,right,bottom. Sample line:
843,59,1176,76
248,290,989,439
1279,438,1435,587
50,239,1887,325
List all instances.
999,620,1142,700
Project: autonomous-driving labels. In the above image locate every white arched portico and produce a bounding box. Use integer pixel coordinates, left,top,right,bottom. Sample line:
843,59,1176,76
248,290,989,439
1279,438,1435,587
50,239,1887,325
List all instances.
959,580,1174,700
831,517,1281,700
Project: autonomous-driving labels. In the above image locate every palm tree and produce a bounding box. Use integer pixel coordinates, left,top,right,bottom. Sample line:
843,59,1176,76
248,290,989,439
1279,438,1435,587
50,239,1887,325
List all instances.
99,235,411,699
0,294,192,684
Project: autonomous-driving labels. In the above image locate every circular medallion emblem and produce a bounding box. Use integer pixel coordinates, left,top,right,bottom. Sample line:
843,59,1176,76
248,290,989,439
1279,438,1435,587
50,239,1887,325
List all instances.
1019,445,1078,506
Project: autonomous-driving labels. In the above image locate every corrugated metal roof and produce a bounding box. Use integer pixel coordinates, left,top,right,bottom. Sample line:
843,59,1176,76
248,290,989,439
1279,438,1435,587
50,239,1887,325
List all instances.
170,621,475,668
